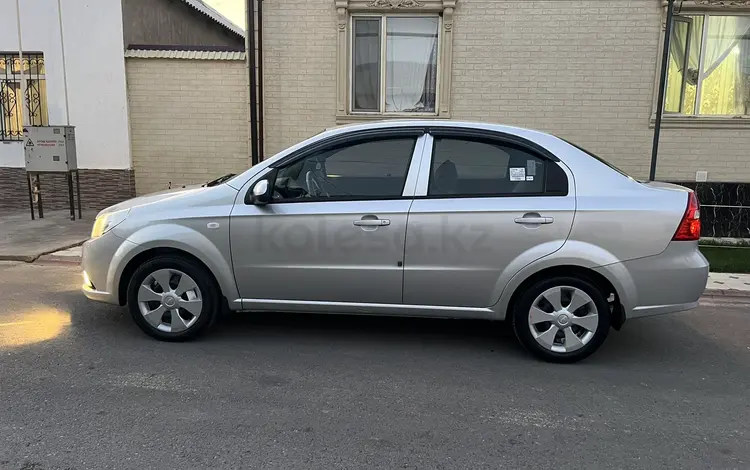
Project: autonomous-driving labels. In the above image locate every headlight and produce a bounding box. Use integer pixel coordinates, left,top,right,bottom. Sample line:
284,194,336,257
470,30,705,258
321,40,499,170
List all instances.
90,209,129,239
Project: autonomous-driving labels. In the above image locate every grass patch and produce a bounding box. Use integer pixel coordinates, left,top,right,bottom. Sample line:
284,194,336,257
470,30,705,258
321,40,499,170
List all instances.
700,245,750,273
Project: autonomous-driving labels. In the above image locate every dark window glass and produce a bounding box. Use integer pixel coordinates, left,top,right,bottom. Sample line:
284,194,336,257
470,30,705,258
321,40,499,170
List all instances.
545,161,568,195
273,137,416,201
428,138,553,197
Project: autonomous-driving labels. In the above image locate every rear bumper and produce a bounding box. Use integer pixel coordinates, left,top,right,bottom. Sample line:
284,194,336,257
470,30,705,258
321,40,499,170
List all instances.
628,301,700,319
595,241,709,320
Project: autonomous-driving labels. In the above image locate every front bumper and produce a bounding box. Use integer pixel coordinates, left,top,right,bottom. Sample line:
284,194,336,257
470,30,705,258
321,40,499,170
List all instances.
81,232,136,305
82,282,115,303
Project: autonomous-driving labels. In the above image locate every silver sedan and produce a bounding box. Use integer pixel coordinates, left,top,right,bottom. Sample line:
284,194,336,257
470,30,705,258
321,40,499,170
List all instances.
81,121,708,363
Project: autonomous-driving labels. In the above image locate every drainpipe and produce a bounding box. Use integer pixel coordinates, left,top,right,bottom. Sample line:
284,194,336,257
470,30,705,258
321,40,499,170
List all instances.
57,0,70,125
246,0,260,166
257,0,264,160
650,0,675,182
14,0,28,123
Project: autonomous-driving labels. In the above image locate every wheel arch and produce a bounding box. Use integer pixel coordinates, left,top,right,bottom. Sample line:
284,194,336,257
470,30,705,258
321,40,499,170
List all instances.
502,265,626,330
118,247,222,306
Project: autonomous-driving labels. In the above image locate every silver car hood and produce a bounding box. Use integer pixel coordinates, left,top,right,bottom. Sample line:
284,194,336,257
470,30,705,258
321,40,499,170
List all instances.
97,185,207,217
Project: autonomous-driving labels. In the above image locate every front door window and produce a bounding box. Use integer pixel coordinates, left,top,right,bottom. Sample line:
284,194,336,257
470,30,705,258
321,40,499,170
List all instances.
271,137,418,202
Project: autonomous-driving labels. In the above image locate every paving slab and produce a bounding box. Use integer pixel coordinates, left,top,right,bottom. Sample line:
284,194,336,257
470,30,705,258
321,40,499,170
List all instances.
0,210,94,262
704,272,750,297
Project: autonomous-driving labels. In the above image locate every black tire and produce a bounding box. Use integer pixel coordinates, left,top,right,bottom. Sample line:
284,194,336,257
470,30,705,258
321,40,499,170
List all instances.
512,276,611,363
127,255,221,341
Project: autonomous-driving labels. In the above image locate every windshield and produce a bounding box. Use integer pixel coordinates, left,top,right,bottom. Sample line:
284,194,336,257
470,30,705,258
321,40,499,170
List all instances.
204,173,237,187
559,137,637,181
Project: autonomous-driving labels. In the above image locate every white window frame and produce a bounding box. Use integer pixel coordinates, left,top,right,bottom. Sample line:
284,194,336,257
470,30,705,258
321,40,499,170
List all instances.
349,13,441,117
653,1,750,128
664,15,694,114
334,0,457,124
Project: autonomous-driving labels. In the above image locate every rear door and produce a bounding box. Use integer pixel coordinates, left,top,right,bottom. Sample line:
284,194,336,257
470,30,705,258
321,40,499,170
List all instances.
403,130,575,308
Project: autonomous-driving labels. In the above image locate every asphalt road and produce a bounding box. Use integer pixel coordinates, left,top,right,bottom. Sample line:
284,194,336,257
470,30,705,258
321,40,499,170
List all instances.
0,261,749,470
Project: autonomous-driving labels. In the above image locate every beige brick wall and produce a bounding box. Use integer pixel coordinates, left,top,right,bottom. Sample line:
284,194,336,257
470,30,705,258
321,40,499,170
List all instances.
261,0,338,157
126,58,249,195
449,0,749,182
262,0,750,182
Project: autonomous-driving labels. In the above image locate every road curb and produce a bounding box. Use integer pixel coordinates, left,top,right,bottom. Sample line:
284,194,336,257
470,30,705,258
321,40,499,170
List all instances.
703,288,750,298
0,240,86,264
35,256,81,265
0,254,36,262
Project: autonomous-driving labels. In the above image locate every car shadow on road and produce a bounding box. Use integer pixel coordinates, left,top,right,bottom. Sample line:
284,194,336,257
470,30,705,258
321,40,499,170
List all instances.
210,308,747,370
55,289,750,370
215,310,526,356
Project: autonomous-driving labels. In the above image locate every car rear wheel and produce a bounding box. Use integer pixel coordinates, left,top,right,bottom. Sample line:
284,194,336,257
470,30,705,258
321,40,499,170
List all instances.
126,255,220,341
512,276,611,363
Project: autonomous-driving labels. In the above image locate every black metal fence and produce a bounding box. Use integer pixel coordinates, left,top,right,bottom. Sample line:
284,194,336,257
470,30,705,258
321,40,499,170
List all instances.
0,52,47,141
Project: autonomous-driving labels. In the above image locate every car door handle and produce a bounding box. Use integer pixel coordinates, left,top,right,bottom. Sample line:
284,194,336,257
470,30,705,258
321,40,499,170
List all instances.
354,219,390,227
514,216,554,225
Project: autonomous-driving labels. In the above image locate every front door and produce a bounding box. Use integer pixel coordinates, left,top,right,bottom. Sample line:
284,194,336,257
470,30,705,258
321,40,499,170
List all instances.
230,133,425,305
403,132,575,308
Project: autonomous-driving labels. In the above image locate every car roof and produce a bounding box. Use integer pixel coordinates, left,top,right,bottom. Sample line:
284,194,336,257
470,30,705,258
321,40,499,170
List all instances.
228,119,623,192
323,119,551,141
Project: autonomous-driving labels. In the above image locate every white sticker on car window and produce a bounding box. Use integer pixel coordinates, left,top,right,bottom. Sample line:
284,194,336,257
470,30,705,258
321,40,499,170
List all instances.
509,167,526,181
527,160,537,176
526,176,534,181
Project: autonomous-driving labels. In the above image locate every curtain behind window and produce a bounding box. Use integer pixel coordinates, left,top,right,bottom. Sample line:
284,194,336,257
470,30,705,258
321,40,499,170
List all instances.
385,17,438,112
700,16,750,115
353,19,381,112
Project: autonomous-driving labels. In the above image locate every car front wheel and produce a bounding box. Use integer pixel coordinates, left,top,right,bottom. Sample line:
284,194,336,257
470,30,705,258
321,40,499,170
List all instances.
512,276,611,363
127,255,220,341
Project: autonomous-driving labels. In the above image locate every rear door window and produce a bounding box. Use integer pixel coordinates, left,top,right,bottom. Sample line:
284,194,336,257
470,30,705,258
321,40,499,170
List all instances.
428,137,566,197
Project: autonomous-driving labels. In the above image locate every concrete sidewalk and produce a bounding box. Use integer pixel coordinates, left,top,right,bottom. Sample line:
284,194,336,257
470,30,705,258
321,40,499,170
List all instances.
0,210,94,262
705,272,750,297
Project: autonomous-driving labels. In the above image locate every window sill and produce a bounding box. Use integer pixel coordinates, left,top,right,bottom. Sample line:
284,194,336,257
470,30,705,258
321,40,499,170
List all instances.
649,115,750,129
335,113,451,126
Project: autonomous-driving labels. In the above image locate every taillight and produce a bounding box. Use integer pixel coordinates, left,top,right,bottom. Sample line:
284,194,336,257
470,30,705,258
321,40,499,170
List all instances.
672,192,701,241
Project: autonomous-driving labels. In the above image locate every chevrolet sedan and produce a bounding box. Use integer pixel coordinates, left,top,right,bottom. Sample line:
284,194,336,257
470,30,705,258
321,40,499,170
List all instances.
81,120,709,363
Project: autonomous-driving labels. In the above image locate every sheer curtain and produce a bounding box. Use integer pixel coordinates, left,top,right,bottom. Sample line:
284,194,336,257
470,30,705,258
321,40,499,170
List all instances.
669,18,702,85
385,17,438,112
666,19,692,112
699,16,750,114
353,19,381,112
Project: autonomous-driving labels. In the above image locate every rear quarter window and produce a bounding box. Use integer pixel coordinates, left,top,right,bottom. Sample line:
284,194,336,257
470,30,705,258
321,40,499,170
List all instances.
559,138,636,181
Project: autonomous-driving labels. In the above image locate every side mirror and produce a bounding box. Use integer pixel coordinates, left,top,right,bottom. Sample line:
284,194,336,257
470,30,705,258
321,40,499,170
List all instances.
250,179,271,205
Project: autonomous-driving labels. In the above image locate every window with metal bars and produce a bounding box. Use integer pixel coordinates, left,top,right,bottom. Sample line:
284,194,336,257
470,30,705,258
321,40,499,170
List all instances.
0,52,48,141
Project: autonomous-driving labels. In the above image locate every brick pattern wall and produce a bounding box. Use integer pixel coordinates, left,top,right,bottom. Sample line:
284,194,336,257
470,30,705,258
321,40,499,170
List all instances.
262,0,338,156
0,167,134,211
262,0,750,182
449,0,750,182
125,58,250,195
450,0,660,179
